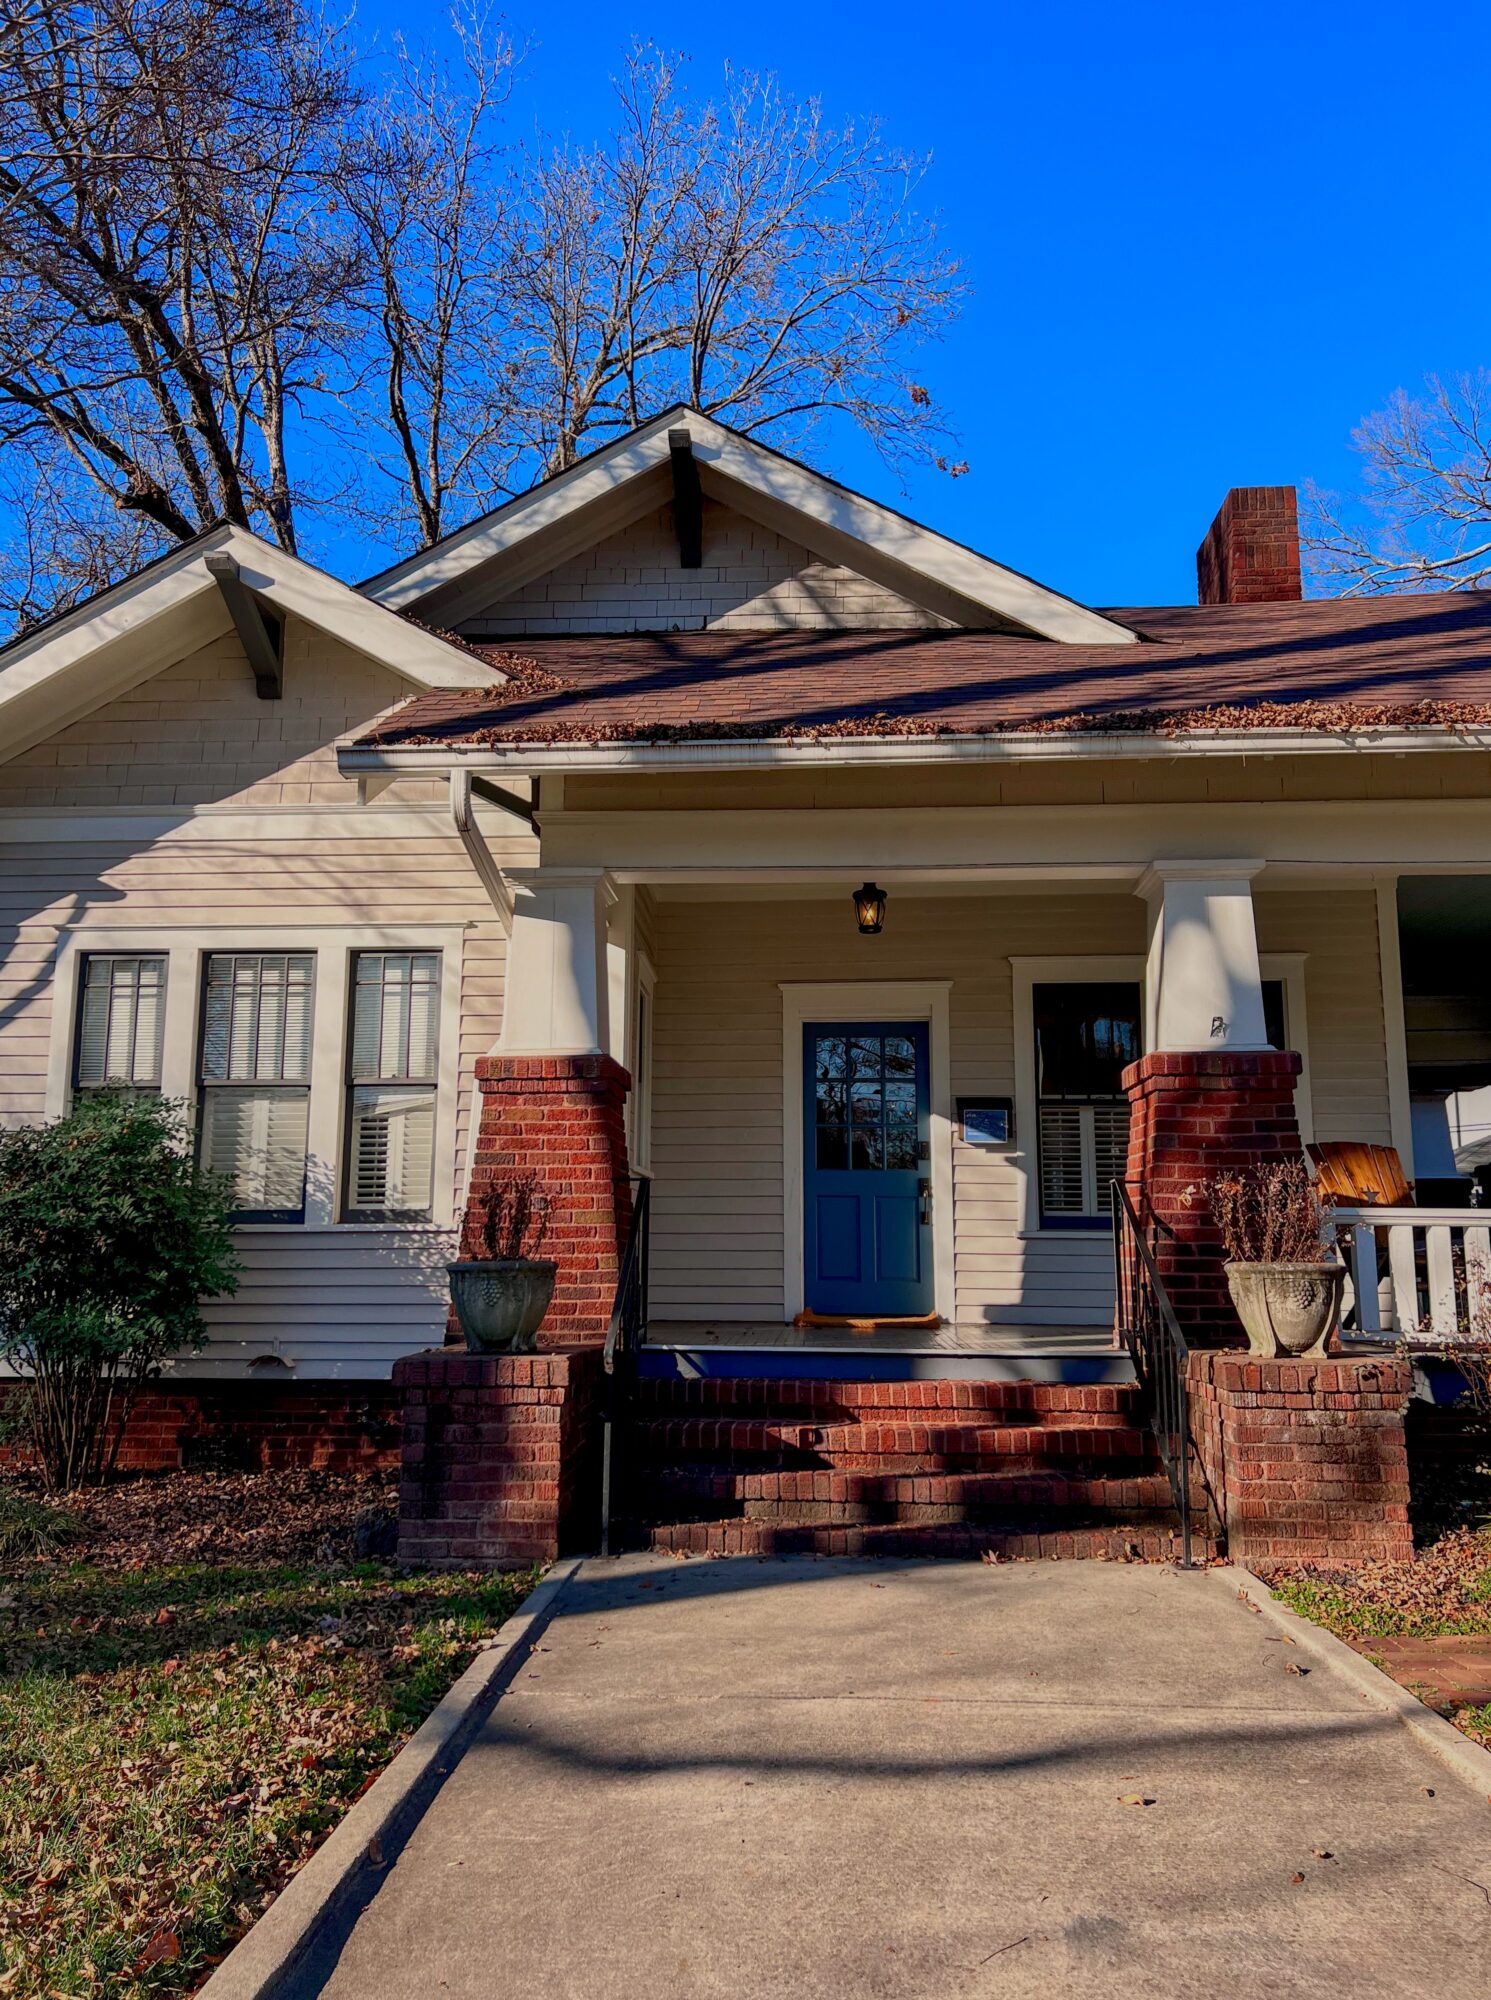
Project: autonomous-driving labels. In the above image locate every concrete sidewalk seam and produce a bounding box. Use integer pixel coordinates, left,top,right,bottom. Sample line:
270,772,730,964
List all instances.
1223,1565,1491,1805
198,1556,584,2000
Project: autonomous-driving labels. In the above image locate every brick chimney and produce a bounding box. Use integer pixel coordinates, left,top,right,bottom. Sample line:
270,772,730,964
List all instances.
1196,486,1302,604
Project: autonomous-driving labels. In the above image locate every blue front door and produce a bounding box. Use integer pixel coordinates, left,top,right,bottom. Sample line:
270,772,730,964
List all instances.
803,1022,933,1317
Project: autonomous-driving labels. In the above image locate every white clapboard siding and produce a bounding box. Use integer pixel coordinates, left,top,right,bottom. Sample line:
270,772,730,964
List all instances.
189,1226,458,1377
1254,887,1392,1144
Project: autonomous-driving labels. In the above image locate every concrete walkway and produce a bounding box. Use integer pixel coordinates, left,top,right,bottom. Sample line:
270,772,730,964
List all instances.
322,1556,1491,2000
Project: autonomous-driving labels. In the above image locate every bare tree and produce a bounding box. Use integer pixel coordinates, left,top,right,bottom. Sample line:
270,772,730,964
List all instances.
495,48,965,483
0,0,356,624
1305,372,1491,595
340,5,520,549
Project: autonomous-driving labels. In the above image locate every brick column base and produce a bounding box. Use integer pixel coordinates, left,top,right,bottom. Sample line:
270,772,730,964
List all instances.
465,1053,632,1346
1188,1353,1413,1566
394,1349,602,1567
1123,1048,1304,1346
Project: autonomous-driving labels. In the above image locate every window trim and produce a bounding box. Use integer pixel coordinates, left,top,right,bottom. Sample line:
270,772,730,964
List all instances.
1010,954,1312,1237
46,925,466,1228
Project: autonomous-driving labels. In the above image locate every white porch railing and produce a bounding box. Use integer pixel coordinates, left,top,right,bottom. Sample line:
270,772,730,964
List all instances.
1332,1206,1491,1337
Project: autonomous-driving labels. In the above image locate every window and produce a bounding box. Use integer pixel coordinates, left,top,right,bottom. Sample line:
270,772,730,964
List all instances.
344,952,440,1219
1033,982,1141,1225
198,953,315,1219
74,954,166,1091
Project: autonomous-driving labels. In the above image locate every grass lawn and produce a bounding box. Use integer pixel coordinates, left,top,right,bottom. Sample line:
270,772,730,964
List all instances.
0,1469,536,1998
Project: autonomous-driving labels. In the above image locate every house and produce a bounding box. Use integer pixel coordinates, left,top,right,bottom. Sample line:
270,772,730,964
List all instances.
4,407,1488,1563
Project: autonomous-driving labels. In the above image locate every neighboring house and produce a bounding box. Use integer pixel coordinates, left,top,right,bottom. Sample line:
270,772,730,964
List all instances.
3,406,1488,1559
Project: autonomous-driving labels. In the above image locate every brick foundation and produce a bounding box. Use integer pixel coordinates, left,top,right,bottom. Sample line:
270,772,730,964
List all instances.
1188,1353,1413,1565
1123,1048,1305,1347
0,1378,402,1474
393,1348,602,1566
464,1054,632,1345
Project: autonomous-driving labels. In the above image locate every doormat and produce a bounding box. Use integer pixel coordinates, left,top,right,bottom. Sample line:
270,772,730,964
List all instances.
793,1310,942,1333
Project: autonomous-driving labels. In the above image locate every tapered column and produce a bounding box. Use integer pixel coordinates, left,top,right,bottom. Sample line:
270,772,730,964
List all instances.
464,867,631,1344
1127,861,1304,1346
1141,861,1270,1053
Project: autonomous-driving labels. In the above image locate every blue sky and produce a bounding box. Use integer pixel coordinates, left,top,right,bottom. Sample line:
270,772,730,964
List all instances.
355,0,1490,608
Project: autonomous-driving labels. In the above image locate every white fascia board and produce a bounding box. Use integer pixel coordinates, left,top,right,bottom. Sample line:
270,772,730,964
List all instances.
361,404,1137,645
207,526,491,691
337,724,1491,778
0,525,492,767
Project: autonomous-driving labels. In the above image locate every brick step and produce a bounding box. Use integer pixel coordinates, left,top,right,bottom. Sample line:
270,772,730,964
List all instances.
634,1379,1141,1421
636,1464,1179,1522
641,1518,1208,1562
634,1417,1155,1467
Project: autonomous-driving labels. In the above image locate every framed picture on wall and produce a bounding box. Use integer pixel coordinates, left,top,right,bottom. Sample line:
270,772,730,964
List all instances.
957,1097,1014,1148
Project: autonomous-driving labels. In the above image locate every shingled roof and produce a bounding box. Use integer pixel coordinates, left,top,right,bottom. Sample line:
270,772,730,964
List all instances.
355,591,1491,752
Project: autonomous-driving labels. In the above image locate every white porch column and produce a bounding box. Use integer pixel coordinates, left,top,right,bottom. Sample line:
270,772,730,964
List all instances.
497,868,613,1055
1139,860,1271,1053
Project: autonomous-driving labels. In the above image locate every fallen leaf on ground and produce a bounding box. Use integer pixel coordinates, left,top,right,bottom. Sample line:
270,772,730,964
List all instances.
1117,1794,1154,1807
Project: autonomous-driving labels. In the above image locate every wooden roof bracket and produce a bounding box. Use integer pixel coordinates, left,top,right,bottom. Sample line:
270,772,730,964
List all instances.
668,427,703,568
205,551,284,698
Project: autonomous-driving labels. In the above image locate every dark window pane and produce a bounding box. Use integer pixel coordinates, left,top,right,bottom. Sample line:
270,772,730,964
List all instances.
885,1127,919,1170
849,1036,881,1078
1033,982,1142,1099
850,1082,883,1123
816,1126,849,1170
815,1035,847,1080
1263,979,1287,1053
850,1128,884,1170
885,1081,917,1120
816,1082,846,1124
883,1035,916,1074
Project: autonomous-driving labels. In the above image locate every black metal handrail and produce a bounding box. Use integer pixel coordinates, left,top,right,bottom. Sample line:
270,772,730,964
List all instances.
1111,1179,1197,1569
600,1171,651,1557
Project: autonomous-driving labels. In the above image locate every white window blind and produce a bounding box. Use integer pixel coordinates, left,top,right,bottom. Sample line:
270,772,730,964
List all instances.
344,953,439,1218
76,955,166,1089
1037,1101,1132,1220
199,954,314,1217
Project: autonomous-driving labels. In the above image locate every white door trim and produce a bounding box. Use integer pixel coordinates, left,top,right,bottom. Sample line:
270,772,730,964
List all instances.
779,980,954,1323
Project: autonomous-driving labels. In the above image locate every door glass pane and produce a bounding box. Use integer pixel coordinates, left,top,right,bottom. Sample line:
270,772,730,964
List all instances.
816,1081,846,1123
850,1082,882,1122
850,1128,884,1170
883,1035,916,1074
816,1125,849,1170
814,1035,847,1080
884,1080,917,1121
885,1127,919,1170
849,1037,881,1077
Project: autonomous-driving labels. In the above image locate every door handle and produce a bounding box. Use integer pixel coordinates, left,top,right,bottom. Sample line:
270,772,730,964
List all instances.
918,1176,932,1224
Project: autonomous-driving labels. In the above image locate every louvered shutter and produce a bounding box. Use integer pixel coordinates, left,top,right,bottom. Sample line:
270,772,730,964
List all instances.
1091,1104,1131,1209
200,1087,309,1213
1039,1104,1088,1216
349,1086,435,1213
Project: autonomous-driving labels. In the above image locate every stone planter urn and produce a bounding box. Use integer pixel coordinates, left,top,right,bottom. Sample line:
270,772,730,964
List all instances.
1225,1261,1346,1358
448,1258,557,1354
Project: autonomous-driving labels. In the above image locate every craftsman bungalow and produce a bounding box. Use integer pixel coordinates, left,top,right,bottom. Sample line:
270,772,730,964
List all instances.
3,407,1489,1563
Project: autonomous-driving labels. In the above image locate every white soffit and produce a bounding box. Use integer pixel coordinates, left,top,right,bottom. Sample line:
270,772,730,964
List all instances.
0,523,491,766
362,406,1138,646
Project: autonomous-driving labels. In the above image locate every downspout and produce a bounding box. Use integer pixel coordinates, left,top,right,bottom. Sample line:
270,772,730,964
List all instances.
449,769,514,933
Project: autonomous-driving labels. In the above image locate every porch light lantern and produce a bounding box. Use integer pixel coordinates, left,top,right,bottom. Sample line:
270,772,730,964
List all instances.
852,881,888,936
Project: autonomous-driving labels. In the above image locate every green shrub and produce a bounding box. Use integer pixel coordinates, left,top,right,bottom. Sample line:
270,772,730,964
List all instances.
0,1094,240,1489
0,1487,85,1561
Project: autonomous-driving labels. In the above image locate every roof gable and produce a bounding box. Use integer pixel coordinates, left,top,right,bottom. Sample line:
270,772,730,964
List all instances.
0,523,490,765
363,407,1138,647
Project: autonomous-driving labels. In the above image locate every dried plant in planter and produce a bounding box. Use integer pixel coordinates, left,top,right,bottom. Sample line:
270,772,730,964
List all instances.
1190,1159,1333,1265
468,1172,553,1263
